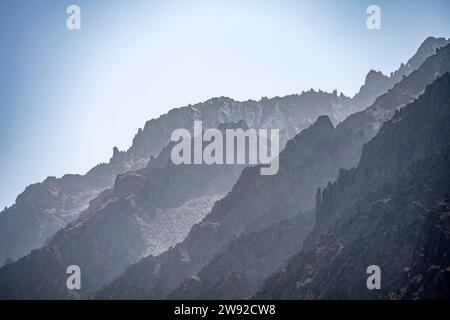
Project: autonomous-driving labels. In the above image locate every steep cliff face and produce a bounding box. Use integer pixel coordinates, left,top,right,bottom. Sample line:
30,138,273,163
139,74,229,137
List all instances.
351,70,392,111
390,37,450,83
127,91,354,163
0,122,250,299
0,89,352,266
1,37,448,300
398,199,450,300
255,74,450,299
94,44,450,300
95,115,337,299
167,213,313,300
0,162,123,265
172,44,450,300
331,43,450,172
351,37,450,110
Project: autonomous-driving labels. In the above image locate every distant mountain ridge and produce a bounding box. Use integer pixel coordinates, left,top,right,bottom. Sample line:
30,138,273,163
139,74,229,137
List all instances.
97,45,450,299
1,37,446,266
0,37,448,300
0,89,354,265
96,41,450,300
0,88,356,266
255,73,450,299
0,121,252,298
164,43,450,300
352,36,450,110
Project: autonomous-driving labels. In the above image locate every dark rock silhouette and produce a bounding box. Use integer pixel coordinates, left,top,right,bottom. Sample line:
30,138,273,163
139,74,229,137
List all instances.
96,43,450,300
0,89,354,265
255,73,450,299
1,37,448,300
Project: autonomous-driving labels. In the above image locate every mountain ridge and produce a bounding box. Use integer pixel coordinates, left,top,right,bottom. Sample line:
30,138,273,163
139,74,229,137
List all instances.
95,42,450,300
255,73,450,299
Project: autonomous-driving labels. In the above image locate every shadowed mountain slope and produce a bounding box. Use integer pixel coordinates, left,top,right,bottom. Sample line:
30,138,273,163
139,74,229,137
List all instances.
96,43,450,300
255,73,450,299
2,37,447,266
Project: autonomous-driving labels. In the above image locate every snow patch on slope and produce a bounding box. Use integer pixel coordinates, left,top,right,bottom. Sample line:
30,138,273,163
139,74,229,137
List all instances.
140,193,226,257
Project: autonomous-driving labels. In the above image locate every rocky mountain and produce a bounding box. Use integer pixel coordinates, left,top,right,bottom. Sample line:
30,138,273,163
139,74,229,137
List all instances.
0,121,252,299
0,37,448,300
331,43,450,172
255,73,450,299
168,42,450,300
0,161,125,266
351,37,450,110
167,212,314,300
94,113,339,299
397,198,450,300
95,42,450,300
351,70,391,110
2,37,447,267
391,37,450,83
0,88,354,266
2,37,446,267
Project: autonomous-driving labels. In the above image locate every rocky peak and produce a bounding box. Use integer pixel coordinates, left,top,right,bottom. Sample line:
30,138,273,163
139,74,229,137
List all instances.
392,36,450,82
365,70,389,85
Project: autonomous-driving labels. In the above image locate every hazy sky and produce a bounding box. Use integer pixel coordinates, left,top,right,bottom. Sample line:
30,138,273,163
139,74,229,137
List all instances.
0,0,449,209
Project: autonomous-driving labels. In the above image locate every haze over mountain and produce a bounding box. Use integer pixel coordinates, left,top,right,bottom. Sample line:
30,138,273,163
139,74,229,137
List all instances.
0,103,352,299
0,88,353,266
0,37,449,300
1,37,447,269
95,41,450,300
352,37,450,110
4,0,449,218
255,73,450,299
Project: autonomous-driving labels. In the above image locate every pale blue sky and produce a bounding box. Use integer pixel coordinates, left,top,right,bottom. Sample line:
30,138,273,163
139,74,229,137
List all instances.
0,0,449,209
